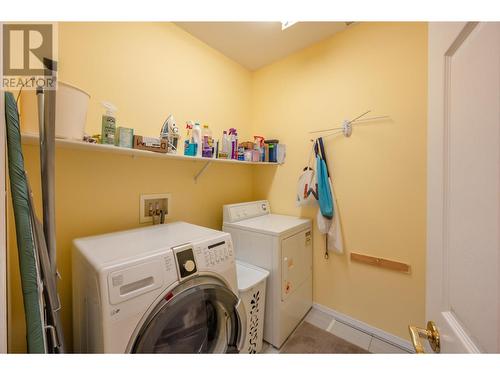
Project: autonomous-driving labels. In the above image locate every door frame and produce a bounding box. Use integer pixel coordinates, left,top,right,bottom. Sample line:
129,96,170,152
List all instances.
0,21,8,353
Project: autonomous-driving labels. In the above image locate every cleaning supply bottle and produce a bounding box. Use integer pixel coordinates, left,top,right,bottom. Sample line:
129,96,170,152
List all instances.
228,128,234,159
229,128,238,159
101,101,117,145
192,122,202,157
234,131,239,160
220,130,230,159
218,130,226,159
202,124,213,158
184,121,194,155
225,131,232,159
254,135,265,162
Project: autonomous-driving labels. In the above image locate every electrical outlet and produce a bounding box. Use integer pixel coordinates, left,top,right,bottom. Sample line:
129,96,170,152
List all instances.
140,193,171,223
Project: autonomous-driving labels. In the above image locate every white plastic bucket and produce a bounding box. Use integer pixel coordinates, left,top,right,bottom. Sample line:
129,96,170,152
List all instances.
55,81,90,140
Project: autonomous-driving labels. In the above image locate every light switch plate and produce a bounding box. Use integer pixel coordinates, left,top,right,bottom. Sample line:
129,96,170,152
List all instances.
140,193,171,223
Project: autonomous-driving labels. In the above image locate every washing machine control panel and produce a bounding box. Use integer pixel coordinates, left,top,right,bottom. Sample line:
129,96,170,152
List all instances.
194,236,234,269
173,235,234,278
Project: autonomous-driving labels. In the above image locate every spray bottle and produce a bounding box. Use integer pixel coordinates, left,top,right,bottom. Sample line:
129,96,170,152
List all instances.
184,121,194,155
101,101,117,145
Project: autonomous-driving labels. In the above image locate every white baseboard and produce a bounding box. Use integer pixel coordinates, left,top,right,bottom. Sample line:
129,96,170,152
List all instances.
312,303,414,353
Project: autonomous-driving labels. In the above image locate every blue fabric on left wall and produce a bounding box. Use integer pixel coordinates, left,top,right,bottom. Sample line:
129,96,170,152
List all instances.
5,91,46,353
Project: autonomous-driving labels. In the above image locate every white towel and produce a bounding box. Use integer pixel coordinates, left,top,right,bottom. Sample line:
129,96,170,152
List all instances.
327,178,344,254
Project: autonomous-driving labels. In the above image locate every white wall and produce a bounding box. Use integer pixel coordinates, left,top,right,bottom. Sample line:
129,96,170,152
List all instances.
0,21,7,353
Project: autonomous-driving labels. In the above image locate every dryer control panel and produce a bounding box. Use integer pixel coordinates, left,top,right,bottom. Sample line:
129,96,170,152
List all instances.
223,200,270,223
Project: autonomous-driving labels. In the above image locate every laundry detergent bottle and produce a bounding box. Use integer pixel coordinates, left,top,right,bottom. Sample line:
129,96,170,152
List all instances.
101,101,117,145
202,124,213,158
229,128,238,159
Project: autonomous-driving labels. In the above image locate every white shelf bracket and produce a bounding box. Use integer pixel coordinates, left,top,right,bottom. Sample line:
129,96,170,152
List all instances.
194,161,212,183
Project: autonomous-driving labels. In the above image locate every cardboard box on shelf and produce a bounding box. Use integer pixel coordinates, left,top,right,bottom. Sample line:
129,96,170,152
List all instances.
133,136,168,153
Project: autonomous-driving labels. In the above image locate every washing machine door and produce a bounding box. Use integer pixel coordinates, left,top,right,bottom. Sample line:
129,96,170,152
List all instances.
130,276,246,353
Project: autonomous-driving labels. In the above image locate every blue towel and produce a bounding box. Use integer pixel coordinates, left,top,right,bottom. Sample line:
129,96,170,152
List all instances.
316,155,334,219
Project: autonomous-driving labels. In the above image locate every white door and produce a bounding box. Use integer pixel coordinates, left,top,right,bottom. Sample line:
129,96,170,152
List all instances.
417,22,500,353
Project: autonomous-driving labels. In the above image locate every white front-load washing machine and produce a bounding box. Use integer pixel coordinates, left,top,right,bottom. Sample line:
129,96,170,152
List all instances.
223,201,312,349
72,222,246,353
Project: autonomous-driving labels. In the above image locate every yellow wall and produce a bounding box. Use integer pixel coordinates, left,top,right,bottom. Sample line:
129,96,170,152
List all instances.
21,22,253,140
8,22,254,353
251,22,427,338
8,22,427,352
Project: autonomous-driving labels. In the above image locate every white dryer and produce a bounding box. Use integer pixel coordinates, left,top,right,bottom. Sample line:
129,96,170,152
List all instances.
223,201,312,348
72,222,246,353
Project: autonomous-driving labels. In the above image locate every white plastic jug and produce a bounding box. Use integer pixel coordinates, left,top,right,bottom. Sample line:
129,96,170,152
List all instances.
55,81,90,140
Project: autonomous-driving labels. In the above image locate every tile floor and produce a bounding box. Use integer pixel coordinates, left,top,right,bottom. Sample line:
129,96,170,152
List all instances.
261,307,410,354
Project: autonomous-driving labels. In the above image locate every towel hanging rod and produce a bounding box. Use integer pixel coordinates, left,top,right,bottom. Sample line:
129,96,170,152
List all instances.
309,110,371,134
308,110,391,139
308,115,390,134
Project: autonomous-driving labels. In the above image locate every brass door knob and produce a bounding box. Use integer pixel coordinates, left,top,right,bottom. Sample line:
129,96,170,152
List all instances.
408,321,440,353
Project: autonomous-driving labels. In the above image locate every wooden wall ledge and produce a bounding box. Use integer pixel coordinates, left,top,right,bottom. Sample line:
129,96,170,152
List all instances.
350,252,411,274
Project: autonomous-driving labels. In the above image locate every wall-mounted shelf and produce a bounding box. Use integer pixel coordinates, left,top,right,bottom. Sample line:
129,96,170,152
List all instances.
21,133,282,182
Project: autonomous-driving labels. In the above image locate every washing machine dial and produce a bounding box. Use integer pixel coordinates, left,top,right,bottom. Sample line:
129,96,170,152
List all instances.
184,260,196,272
174,246,198,278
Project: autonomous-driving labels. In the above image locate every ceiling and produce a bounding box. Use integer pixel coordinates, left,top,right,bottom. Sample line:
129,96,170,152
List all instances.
175,22,349,71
